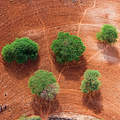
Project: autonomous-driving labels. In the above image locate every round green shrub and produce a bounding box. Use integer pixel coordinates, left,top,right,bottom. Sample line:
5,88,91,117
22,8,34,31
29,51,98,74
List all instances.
80,69,101,93
96,24,118,43
1,37,39,63
29,70,59,100
51,32,86,64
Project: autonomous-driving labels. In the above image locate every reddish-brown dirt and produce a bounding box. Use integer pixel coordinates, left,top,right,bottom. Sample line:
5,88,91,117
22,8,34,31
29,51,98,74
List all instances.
0,0,120,120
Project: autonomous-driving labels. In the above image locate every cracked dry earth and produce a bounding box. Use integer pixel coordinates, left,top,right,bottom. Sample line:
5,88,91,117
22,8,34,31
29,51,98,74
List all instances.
0,0,120,120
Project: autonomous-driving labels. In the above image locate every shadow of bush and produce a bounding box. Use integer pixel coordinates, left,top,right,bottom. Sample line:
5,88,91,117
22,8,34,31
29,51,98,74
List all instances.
62,56,87,81
31,95,60,118
82,90,103,114
3,55,40,80
51,49,87,74
97,42,120,64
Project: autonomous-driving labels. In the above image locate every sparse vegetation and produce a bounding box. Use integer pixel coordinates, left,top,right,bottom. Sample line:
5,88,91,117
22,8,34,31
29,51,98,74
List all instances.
28,70,59,100
51,32,86,64
80,69,101,94
27,116,41,120
96,24,118,43
18,115,27,120
1,37,39,63
18,115,41,120
40,82,59,100
1,1,119,119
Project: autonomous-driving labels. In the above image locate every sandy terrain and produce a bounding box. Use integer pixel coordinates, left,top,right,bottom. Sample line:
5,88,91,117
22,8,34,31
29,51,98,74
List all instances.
0,0,120,120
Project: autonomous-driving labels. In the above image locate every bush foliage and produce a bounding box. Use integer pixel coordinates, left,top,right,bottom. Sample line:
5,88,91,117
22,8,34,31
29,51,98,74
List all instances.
1,44,14,63
51,32,85,64
96,24,118,43
29,70,59,100
28,116,41,120
19,115,41,120
1,37,39,63
80,69,101,93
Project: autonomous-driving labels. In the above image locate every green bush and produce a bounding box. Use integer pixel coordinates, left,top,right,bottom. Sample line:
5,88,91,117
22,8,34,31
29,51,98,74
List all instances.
96,24,118,43
1,37,39,63
1,44,14,63
80,69,101,93
29,70,59,100
51,32,86,64
18,115,41,120
28,116,41,120
18,115,27,120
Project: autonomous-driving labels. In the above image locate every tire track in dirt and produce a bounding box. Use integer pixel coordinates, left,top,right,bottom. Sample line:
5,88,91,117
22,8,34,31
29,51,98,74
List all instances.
1,1,120,120
77,0,97,36
56,88,102,119
0,2,54,70
3,1,120,119
1,22,119,66
23,0,99,74
0,7,53,118
57,0,97,82
0,3,96,119
31,2,56,73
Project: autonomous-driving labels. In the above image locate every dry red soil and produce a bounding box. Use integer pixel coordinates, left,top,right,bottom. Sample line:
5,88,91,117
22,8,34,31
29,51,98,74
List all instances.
0,0,120,120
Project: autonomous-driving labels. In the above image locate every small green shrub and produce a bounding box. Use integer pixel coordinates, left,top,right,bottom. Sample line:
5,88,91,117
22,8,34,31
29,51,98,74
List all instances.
18,115,41,120
28,116,41,120
80,69,101,93
29,70,59,100
18,115,27,120
51,32,86,64
1,37,39,63
96,24,118,43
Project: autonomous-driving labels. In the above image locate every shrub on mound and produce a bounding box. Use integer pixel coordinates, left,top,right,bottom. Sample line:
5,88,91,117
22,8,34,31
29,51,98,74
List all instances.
51,32,86,64
1,37,39,63
80,69,101,94
96,24,118,43
28,70,59,100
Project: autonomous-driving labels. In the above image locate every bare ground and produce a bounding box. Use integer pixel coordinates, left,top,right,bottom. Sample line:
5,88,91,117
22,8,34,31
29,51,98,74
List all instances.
0,0,120,120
